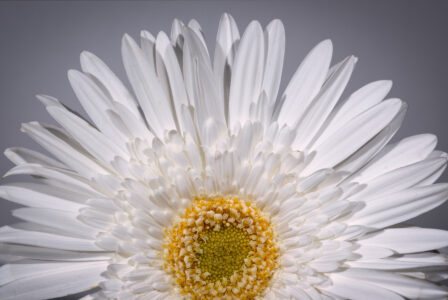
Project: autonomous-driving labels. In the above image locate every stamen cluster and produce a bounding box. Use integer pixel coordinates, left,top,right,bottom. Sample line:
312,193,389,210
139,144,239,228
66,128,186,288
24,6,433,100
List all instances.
163,197,279,299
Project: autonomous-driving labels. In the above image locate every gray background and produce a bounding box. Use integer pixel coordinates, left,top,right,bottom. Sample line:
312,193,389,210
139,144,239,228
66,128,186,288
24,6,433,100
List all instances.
0,1,447,298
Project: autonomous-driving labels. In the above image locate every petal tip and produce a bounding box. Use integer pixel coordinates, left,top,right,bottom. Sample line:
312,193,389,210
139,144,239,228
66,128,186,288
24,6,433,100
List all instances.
140,30,154,41
321,39,333,50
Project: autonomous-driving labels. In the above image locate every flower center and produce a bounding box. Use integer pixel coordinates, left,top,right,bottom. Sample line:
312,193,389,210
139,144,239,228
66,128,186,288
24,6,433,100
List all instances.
198,225,250,281
163,197,279,299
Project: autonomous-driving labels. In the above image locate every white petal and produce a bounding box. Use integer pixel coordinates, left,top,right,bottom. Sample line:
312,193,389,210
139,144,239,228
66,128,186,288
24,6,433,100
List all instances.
155,32,189,126
46,106,128,165
359,227,448,253
335,104,406,175
0,226,102,251
337,268,448,299
349,183,448,228
0,261,107,300
4,164,101,196
348,253,448,270
170,18,184,48
187,19,208,56
4,147,66,169
0,183,85,211
182,26,211,70
21,122,106,178
121,34,176,137
304,99,403,175
185,53,226,131
66,71,121,142
324,273,404,300
12,208,99,239
261,19,285,110
140,30,157,74
354,245,395,259
293,56,357,150
228,21,265,129
352,157,447,199
80,51,140,117
276,40,333,128
314,80,393,145
0,261,87,285
0,243,110,262
351,134,437,183
214,13,240,117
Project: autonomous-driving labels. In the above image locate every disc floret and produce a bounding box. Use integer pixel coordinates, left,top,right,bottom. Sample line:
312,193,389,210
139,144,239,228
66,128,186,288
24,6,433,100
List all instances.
163,197,279,299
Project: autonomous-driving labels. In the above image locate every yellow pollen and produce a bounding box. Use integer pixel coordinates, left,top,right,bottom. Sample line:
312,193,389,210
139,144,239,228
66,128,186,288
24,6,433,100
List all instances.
198,226,250,281
163,197,279,299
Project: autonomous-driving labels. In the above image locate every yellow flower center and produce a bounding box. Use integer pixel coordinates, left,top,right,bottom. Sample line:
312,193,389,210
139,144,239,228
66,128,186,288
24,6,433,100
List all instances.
163,197,279,299
198,225,250,281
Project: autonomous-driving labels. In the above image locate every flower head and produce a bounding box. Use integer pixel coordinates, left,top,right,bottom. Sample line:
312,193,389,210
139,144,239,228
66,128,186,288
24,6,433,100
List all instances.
1,13,448,300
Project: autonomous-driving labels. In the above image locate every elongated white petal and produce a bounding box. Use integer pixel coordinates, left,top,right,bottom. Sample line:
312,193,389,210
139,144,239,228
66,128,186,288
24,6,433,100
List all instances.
190,56,226,130
0,243,110,262
214,13,240,116
314,80,393,145
155,32,189,126
304,99,403,175
182,26,211,70
188,19,207,52
67,70,122,143
21,122,107,178
324,273,404,300
170,18,184,48
12,208,100,239
352,157,447,198
261,19,285,111
0,226,102,251
293,55,357,150
122,34,176,137
228,21,265,128
0,183,85,211
0,261,88,285
80,51,140,117
140,29,156,59
349,183,448,228
337,268,448,299
347,253,448,270
46,106,128,165
4,147,66,169
0,261,107,300
354,245,395,259
4,163,101,196
276,40,333,128
359,227,448,254
336,101,406,176
351,134,438,183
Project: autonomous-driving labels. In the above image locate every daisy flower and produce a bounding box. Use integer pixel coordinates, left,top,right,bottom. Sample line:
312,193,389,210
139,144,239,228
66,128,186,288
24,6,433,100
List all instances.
1,13,448,300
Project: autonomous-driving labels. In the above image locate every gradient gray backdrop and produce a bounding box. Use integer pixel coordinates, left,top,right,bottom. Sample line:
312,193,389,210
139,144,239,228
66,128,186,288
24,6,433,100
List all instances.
1,1,448,299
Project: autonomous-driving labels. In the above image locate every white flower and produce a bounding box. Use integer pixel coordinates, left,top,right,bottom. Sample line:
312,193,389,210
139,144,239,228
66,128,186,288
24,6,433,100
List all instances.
1,13,448,300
